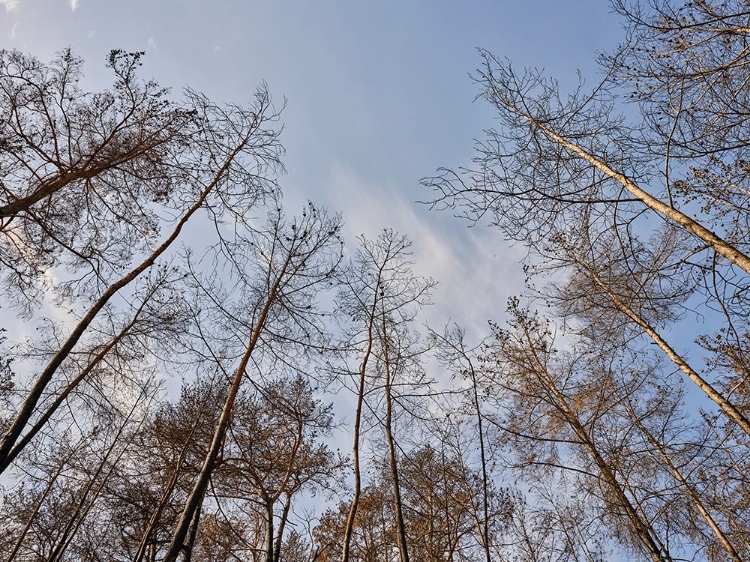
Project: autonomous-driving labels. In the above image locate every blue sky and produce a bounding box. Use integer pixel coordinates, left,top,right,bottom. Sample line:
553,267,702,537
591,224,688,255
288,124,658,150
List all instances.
1,0,621,336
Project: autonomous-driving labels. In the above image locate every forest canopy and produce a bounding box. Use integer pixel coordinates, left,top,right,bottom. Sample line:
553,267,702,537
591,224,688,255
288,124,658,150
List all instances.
2,1,750,561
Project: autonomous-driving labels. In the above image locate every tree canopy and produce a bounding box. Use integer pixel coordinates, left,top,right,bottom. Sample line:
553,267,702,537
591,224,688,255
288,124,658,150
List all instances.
3,2,750,560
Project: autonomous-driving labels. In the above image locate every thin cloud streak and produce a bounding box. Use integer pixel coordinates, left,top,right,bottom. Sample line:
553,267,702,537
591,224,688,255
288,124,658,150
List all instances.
326,164,525,342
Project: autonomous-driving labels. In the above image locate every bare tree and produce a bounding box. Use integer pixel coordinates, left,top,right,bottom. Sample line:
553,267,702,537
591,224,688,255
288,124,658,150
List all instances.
336,231,434,562
313,442,513,562
496,489,611,562
212,375,346,562
422,4,750,557
484,301,672,562
430,324,496,562
0,48,283,474
423,0,750,437
163,204,343,562
0,366,159,562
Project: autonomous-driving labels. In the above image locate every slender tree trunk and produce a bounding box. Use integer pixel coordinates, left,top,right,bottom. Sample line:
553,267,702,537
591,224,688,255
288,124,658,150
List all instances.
183,501,203,562
341,363,366,562
381,312,410,562
340,233,427,562
133,424,198,562
624,403,743,562
4,293,151,470
274,494,293,562
519,323,670,562
4,452,72,562
47,390,150,562
579,257,750,437
163,251,290,562
342,273,383,562
0,139,250,474
468,362,492,562
518,112,750,275
265,500,275,562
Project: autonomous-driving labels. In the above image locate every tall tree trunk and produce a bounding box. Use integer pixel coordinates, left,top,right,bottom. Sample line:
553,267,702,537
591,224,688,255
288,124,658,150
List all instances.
624,402,743,562
0,139,250,474
183,501,203,562
341,294,379,562
518,320,671,562
163,251,290,562
274,494,293,562
4,291,152,470
265,500,275,562
382,312,410,562
133,422,199,562
578,256,750,437
519,112,750,275
468,360,492,562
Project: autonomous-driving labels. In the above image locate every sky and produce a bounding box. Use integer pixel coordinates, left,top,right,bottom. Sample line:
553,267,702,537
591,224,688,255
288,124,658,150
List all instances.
0,0,621,338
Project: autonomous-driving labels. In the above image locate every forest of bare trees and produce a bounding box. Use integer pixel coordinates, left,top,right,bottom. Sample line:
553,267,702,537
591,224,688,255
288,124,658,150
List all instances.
1,1,750,560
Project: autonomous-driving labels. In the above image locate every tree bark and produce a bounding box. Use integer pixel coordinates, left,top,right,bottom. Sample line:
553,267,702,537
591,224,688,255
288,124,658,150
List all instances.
579,257,750,437
518,320,671,562
517,112,750,276
624,402,743,562
341,288,380,562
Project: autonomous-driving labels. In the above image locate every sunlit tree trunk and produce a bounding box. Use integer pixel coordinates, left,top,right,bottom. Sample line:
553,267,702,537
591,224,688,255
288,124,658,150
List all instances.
496,306,672,562
574,254,750,437
341,291,379,562
164,207,342,561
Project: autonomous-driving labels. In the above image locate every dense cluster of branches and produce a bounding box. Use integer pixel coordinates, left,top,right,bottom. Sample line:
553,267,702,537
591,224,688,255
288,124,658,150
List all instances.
0,49,515,562
423,0,750,560
4,1,750,560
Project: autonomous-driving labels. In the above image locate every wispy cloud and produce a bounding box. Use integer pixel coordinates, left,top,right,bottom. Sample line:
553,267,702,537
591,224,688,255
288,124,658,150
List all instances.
325,165,526,341
147,37,157,50
1,0,18,12
69,0,78,10
9,21,18,38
